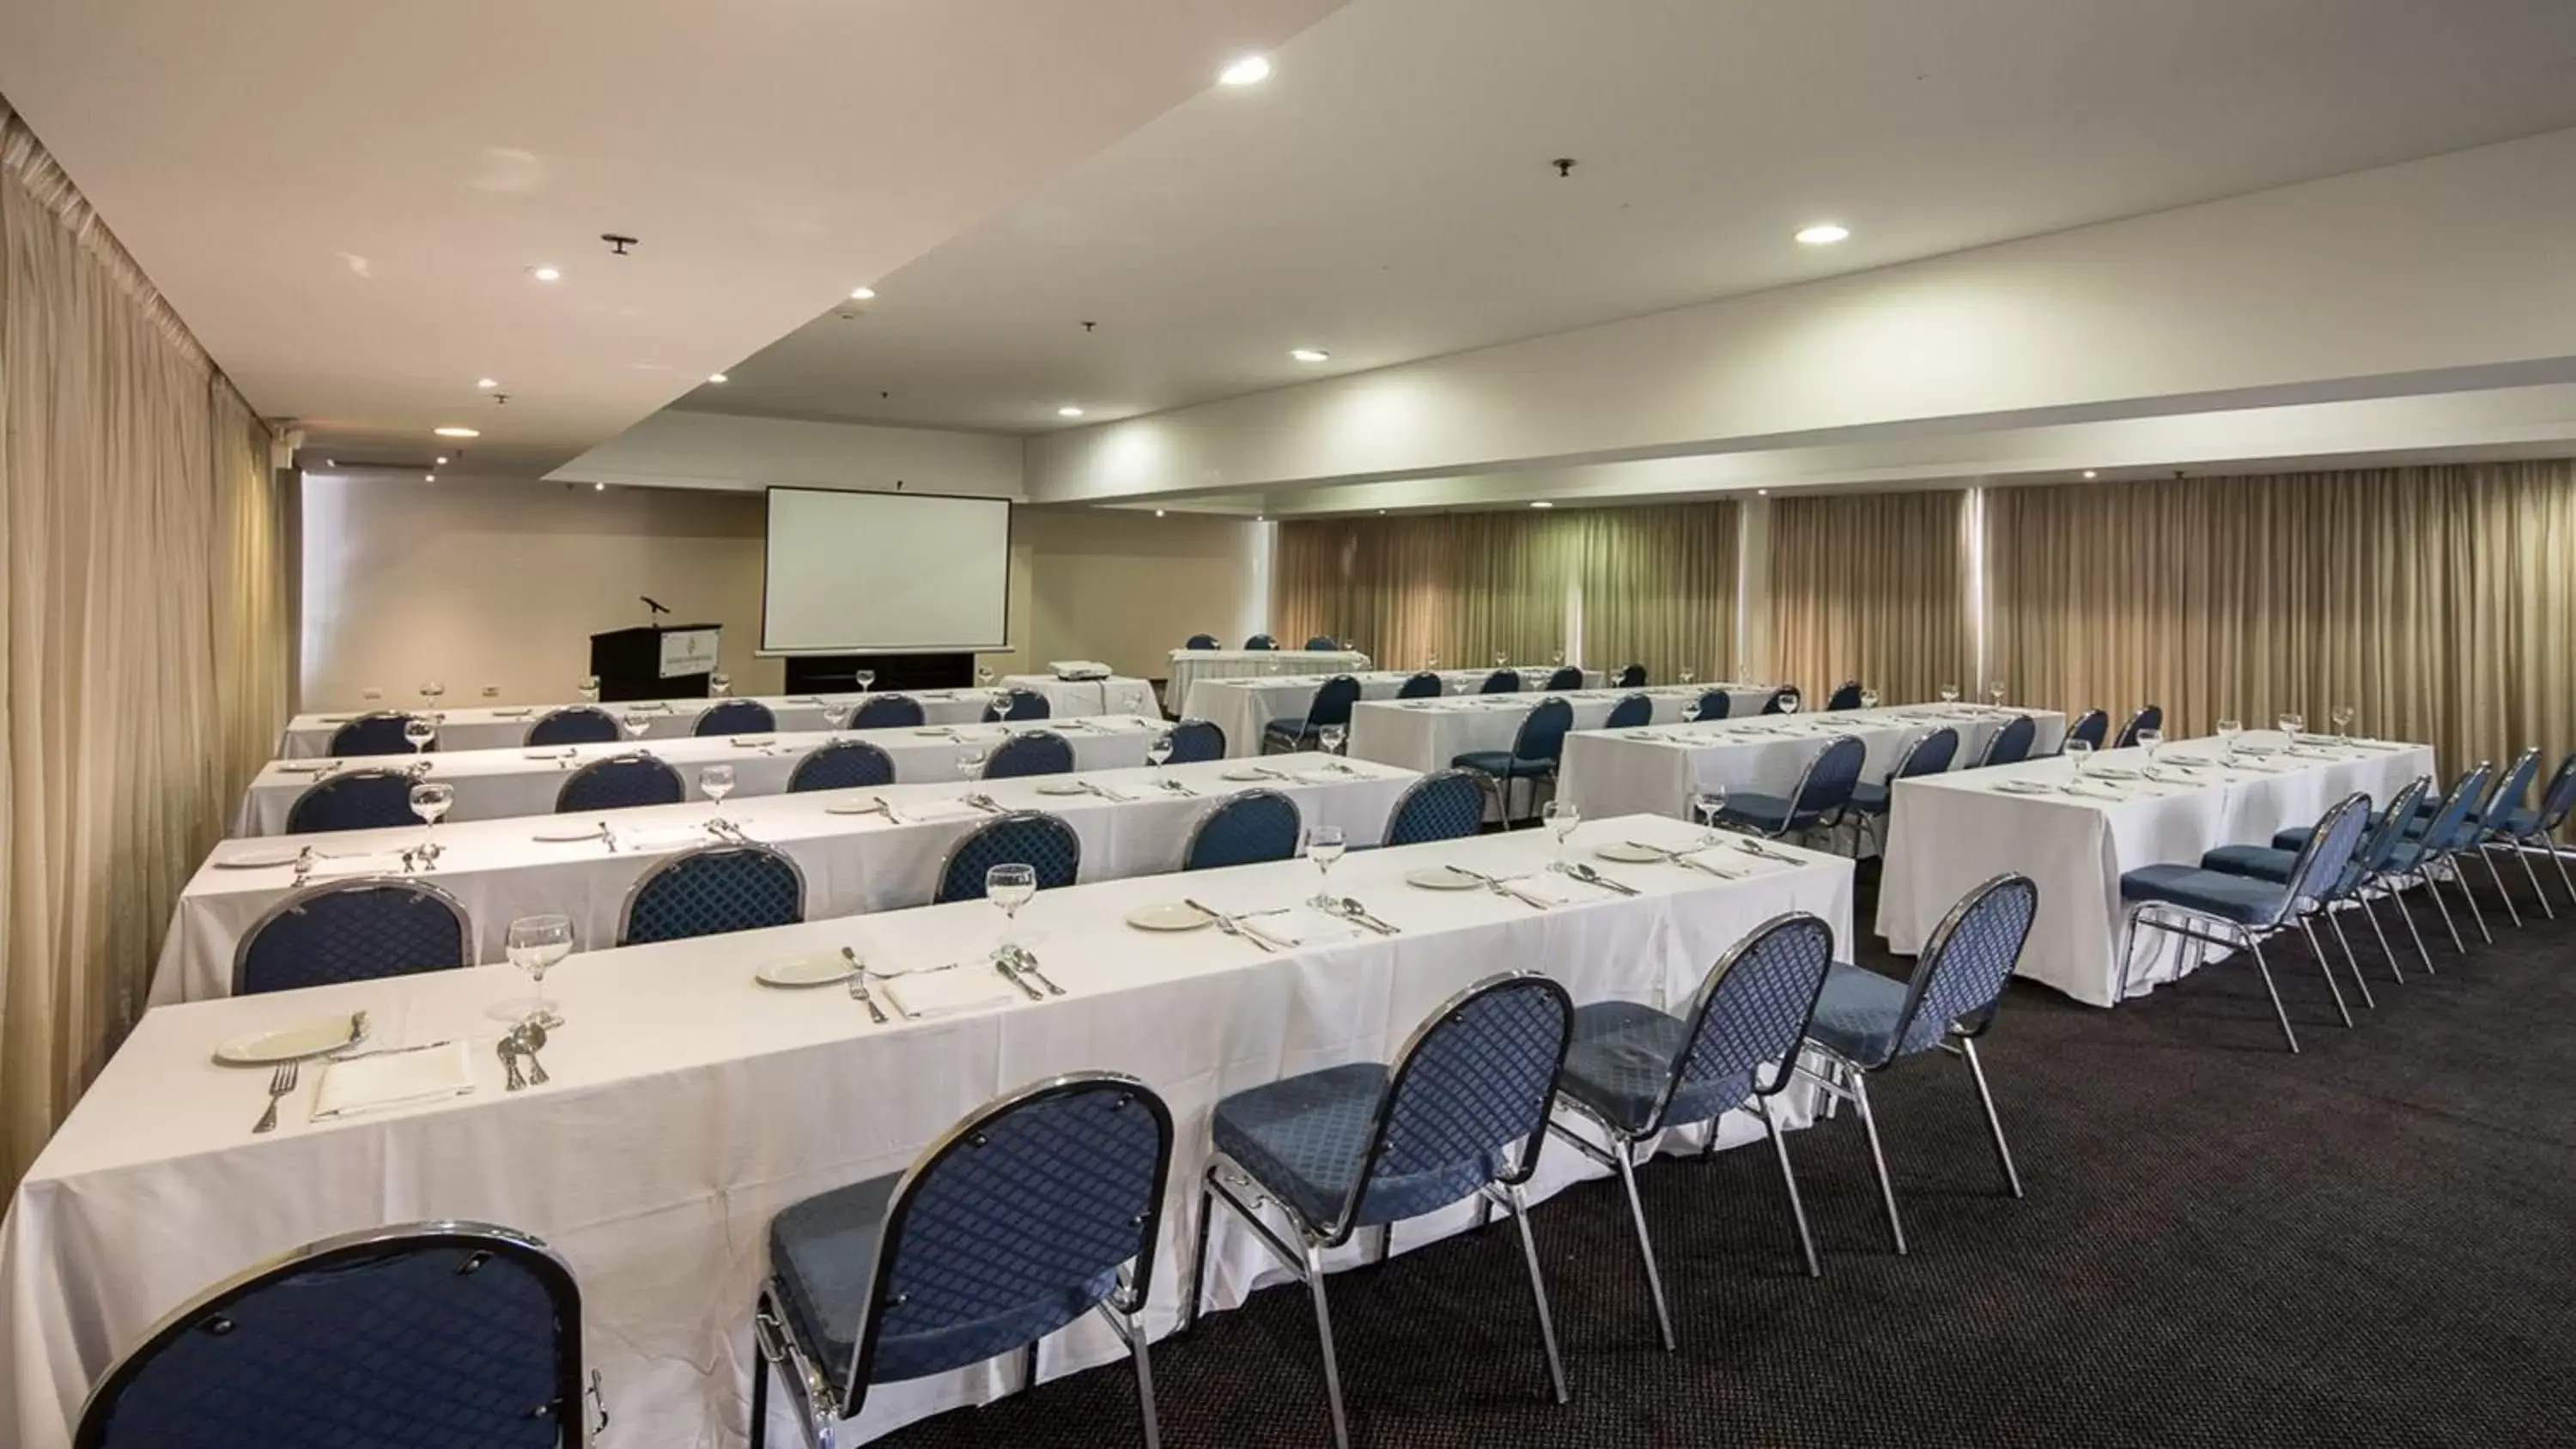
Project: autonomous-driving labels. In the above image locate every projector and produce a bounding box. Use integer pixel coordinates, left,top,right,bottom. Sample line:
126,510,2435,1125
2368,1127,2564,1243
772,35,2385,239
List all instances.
1048,660,1112,681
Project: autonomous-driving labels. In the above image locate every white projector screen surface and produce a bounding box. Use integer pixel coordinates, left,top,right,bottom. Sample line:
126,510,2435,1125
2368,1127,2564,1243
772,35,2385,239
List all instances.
761,488,1012,654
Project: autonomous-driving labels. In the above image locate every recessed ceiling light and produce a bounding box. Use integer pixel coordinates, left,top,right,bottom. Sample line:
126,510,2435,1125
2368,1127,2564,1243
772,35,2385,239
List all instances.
1290,348,1330,363
1057,405,1085,418
1218,54,1272,86
423,474,437,482
1154,509,1166,518
1795,223,1850,246
1256,515,1267,523
434,455,449,465
2082,469,2099,479
1529,500,1553,509
434,427,480,439
324,458,337,467
1756,488,1770,495
593,482,606,492
531,265,562,282
707,373,729,385
476,377,498,390
849,286,876,300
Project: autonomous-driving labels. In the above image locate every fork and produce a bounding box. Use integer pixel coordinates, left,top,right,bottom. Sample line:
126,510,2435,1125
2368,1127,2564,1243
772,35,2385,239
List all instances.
1185,897,1276,953
842,947,889,1024
252,1060,299,1134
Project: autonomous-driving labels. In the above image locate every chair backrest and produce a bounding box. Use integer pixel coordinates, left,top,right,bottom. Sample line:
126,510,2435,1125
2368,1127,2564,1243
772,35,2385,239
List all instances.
1760,687,1801,716
526,706,620,747
1615,663,1648,688
1398,670,1443,699
1383,769,1486,846
234,880,473,996
2481,746,2543,827
843,1075,1174,1398
2535,750,2576,831
1510,696,1577,765
788,739,896,792
1243,634,1278,650
2277,792,2373,919
1478,669,1520,694
618,843,805,946
936,812,1082,903
2348,776,2431,885
1690,689,1732,722
983,731,1075,779
1651,912,1838,1130
849,694,926,730
1182,790,1303,870
1604,693,1654,730
1165,718,1226,763
1303,634,1341,651
1334,973,1572,1240
982,688,1052,723
1184,634,1219,650
329,712,428,757
2064,709,2110,750
75,1222,583,1449
2419,761,2494,852
695,699,776,737
1895,725,1961,780
1976,714,2039,767
1878,873,2042,1061
1786,735,1868,823
1825,680,1864,712
285,768,419,834
555,753,685,813
1305,675,1363,728
1542,666,1583,691
2111,704,2164,749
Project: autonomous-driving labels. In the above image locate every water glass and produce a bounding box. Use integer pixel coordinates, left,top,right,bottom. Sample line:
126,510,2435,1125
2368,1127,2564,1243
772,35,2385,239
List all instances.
1492,649,1509,668
2136,727,2164,770
1305,825,1346,907
1692,787,1729,846
2064,738,2093,779
987,864,1037,952
975,665,996,689
504,914,574,1028
2331,703,2356,741
1318,724,1346,756
854,669,877,693
1543,798,1581,866
699,765,735,807
621,708,653,739
2277,712,2305,749
990,689,1017,722
1860,688,1880,710
1939,683,1960,704
2215,717,2245,761
708,671,732,699
403,716,437,754
1986,681,2008,707
1777,692,1801,717
1146,731,1175,786
418,681,446,712
409,780,454,828
957,745,990,781
578,675,601,704
1679,669,1696,686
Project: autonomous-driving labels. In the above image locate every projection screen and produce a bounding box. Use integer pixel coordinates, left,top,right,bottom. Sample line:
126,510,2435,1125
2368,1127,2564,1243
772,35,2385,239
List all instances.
759,488,1012,654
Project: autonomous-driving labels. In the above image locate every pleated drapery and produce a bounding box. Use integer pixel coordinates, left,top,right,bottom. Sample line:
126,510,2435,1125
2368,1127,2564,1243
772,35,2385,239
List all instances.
1767,490,1974,705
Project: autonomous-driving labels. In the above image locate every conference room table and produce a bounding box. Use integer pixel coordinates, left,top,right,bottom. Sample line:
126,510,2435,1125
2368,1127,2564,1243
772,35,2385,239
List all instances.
1162,647,1370,711
155,753,1419,1006
273,676,1160,758
1876,731,2436,1007
1349,682,1777,774
5,816,1856,1449
1556,704,2069,822
232,715,1172,836
1182,667,1614,759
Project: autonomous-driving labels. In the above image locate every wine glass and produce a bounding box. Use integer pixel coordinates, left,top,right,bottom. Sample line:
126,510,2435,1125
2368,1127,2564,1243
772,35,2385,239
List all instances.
1492,649,1508,669
2277,712,2305,751
408,780,453,864
975,665,996,689
503,914,574,1029
2331,703,2356,742
957,744,990,782
2215,717,2245,762
1425,652,1440,672
1939,682,1960,705
578,675,601,704
1679,668,1696,687
1543,797,1581,866
1777,692,1801,717
825,702,854,733
1860,688,1880,711
418,680,446,716
990,688,1017,723
854,669,876,694
1552,647,1566,667
698,765,735,826
2064,737,2094,785
708,671,732,699
1305,825,1346,908
1986,681,2008,708
2136,727,2164,775
1146,731,1175,789
402,716,437,755
620,706,653,740
987,864,1037,955
1318,724,1346,757
1692,786,1729,846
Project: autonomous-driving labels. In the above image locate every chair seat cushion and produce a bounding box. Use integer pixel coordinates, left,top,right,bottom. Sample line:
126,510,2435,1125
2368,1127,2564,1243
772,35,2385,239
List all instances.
1716,791,1799,831
1805,962,1911,1064
1451,750,1552,778
1212,1062,1494,1230
1558,1001,1751,1135
1848,781,1891,815
767,1173,1112,1388
2491,807,2543,837
2119,863,2287,925
2200,843,2298,883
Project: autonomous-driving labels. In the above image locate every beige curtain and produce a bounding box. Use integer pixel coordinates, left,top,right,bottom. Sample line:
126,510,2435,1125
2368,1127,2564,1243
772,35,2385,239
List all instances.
1988,464,2576,780
1,98,294,1185
1768,490,1973,702
1575,503,1738,683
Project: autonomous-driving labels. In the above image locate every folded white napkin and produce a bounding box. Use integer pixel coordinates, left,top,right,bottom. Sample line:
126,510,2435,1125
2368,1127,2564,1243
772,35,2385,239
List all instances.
897,797,993,824
1245,907,1367,947
619,826,716,852
307,853,412,878
312,1040,475,1119
884,969,1024,1020
1510,873,1592,906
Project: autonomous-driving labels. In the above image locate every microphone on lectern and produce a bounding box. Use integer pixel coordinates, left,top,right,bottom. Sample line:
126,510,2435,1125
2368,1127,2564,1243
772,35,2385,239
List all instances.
641,596,671,617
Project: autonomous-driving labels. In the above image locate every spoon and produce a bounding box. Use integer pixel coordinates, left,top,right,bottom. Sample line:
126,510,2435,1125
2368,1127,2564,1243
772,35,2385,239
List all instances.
513,1021,552,1085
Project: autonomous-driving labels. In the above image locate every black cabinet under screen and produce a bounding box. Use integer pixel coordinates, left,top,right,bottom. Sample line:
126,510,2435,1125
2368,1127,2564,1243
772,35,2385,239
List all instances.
781,653,975,693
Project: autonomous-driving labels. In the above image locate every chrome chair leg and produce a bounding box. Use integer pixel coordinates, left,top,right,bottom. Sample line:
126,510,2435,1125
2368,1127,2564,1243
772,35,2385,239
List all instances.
2508,840,2554,920
2419,867,2467,953
2544,838,2576,907
1847,1066,1907,1255
1607,1140,1676,1350
1301,1241,1353,1449
1502,1184,1571,1404
2444,857,2493,943
2355,895,2403,984
1183,1179,1217,1329
1370,1223,1392,1266
1121,1307,1163,1449
1959,1037,2023,1199
1758,1096,1821,1278
1024,1341,1041,1394
2379,879,2434,974
2297,919,2355,1026
2477,846,2524,928
749,1318,771,1449
2323,912,2374,1009
2245,934,2299,1053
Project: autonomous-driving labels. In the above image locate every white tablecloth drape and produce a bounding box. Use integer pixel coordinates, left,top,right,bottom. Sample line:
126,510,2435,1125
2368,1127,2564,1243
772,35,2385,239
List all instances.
1162,650,1371,711
1557,706,2068,822
234,718,1170,837
276,680,1157,759
1875,734,2437,1007
4,817,1854,1449
1348,685,1772,774
156,754,1418,1005
1181,669,1618,759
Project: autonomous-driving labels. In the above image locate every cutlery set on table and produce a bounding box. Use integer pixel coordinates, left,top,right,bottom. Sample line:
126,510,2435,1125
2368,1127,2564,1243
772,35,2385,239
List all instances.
216,1009,494,1133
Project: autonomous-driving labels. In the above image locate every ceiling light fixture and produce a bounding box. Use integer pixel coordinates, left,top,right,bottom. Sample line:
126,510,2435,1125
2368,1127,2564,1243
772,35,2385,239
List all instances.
1218,54,1272,86
593,482,606,492
434,426,479,439
324,458,337,467
1155,509,1167,518
423,474,437,482
707,372,729,385
1794,223,1850,246
1529,500,1553,509
1757,488,1770,495
1057,405,1085,418
476,377,498,390
849,286,876,300
531,264,562,282
2082,469,2099,479
1290,348,1330,363
434,455,449,465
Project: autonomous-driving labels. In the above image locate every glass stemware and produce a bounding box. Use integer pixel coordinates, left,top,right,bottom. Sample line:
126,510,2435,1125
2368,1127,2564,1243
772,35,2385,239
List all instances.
1318,724,1346,757
957,744,990,782
1777,692,1801,717
987,864,1036,956
1146,731,1175,788
1305,825,1346,908
1425,652,1440,672
2277,712,2305,751
1986,681,2008,709
408,780,453,864
2215,717,2245,762
2331,703,2356,742
1692,787,1729,846
2064,738,2093,785
1939,682,1961,705
2136,727,2164,775
502,914,574,1029
403,716,437,755
418,681,446,717
1679,669,1696,687
975,665,996,690
578,675,601,704
620,707,653,740
1492,649,1508,669
990,688,1017,723
1860,688,1880,711
1544,797,1581,869
1552,647,1566,667
698,765,735,826
710,671,733,699
854,669,877,694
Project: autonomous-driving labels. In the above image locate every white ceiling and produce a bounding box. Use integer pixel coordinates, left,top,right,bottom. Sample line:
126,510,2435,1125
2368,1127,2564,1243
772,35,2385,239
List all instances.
682,0,2576,436
0,0,1342,476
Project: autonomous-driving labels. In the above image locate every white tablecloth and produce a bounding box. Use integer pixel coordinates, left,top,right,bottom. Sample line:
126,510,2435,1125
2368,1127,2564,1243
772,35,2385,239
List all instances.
1557,705,2069,822
1162,650,1370,711
1874,733,2437,1006
156,754,1418,1005
276,681,1156,759
5,816,1853,1449
1182,669,1617,759
1349,684,1770,774
234,717,1170,837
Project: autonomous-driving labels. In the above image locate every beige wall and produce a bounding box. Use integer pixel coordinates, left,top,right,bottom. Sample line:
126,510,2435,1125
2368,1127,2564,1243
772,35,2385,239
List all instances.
1005,507,1268,679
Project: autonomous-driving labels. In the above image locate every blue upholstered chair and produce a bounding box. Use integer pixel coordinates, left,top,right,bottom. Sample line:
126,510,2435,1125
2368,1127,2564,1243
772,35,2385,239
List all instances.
234,879,473,996
75,1222,590,1449
1244,634,1279,651
1715,735,1865,846
618,843,805,946
1689,689,1732,722
1541,665,1583,691
2458,747,2547,929
1382,769,1486,846
1478,669,1521,694
2111,704,2165,749
789,739,896,792
2482,749,2576,915
1185,633,1220,650
1452,696,1575,827
2278,762,2501,955
285,768,419,834
526,706,620,747
1604,693,1654,730
1971,714,2039,767
2117,792,2373,1052
2063,709,2110,753
1845,726,1960,856
983,688,1052,723
984,731,1075,779
1802,873,2039,1254
1397,670,1443,699
1615,663,1648,688
556,753,685,813
750,1075,1176,1449
696,699,777,737
1550,913,1838,1342
1824,680,1864,712
1759,687,1802,716
1303,634,1341,651
1263,675,1361,754
936,813,1081,904
1165,718,1226,764
1189,973,1576,1449
2202,776,2432,982
848,694,926,730
329,712,429,757
1182,790,1302,871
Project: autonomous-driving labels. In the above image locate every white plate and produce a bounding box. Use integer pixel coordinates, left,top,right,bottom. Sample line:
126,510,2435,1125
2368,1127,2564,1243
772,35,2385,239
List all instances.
213,849,303,870
1127,902,1215,932
532,824,606,843
1035,780,1091,796
823,799,888,816
1594,842,1668,864
1405,865,1487,891
914,729,952,737
213,1016,368,1066
1993,780,2057,795
276,761,336,774
1219,768,1273,782
755,952,860,988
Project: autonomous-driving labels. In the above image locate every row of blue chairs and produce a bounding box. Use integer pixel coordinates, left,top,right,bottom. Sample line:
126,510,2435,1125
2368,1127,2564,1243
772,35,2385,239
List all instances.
1189,633,1344,651
327,689,1061,758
